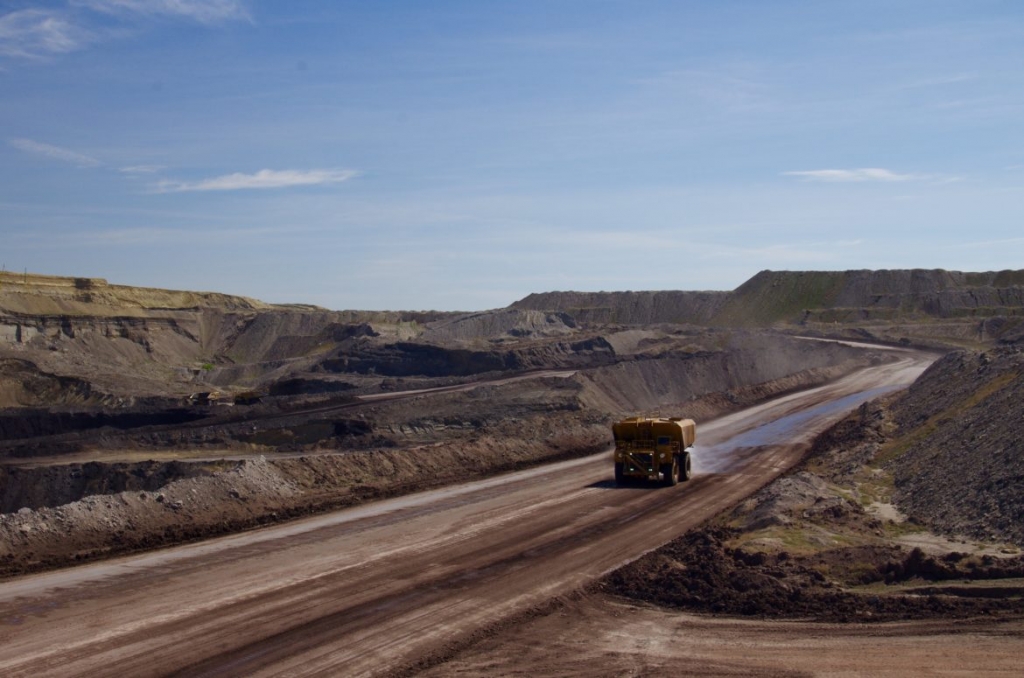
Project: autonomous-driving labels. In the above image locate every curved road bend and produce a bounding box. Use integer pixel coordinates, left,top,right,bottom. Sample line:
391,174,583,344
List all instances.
0,352,932,677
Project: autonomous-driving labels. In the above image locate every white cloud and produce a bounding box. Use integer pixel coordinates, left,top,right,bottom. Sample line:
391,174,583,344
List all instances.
74,0,250,24
784,168,919,183
0,9,90,59
155,168,358,192
10,138,101,167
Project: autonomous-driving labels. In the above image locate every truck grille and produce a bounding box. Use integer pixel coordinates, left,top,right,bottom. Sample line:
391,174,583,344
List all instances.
626,453,653,472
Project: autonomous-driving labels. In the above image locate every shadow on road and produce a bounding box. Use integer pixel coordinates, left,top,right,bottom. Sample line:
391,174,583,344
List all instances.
587,479,659,490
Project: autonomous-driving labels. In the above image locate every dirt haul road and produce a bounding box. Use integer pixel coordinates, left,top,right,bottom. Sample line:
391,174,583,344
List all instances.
0,352,931,677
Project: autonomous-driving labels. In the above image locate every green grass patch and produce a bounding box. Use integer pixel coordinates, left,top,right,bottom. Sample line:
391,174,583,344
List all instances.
852,470,896,507
731,525,869,556
814,559,885,586
881,519,928,539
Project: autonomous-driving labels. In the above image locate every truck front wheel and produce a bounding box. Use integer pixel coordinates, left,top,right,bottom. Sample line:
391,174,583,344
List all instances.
614,462,625,486
681,452,692,481
661,462,677,487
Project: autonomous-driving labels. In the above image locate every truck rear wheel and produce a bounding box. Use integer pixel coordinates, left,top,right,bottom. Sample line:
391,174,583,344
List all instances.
614,462,625,486
661,462,677,487
681,452,692,481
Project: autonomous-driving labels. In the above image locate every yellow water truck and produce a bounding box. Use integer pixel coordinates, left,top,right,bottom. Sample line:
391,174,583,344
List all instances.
612,416,695,486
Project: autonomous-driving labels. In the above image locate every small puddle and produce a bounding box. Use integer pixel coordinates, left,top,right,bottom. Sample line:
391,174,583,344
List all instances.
696,385,901,474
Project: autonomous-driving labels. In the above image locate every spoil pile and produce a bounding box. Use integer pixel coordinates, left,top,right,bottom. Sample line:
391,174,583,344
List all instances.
887,348,1024,544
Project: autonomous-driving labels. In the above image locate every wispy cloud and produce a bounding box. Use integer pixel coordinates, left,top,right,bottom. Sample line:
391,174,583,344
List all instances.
155,168,358,192
0,9,91,59
784,168,964,185
119,164,164,174
83,225,294,244
74,0,250,24
1,1,248,62
10,138,101,167
890,73,977,91
784,168,921,183
637,65,776,115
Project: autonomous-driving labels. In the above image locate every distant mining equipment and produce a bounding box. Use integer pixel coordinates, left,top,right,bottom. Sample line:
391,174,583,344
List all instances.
187,391,221,406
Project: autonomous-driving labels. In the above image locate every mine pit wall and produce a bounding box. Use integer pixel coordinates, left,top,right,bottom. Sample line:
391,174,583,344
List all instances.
0,461,226,513
0,312,207,406
512,271,1024,343
0,336,892,576
0,358,98,409
316,335,616,379
511,290,729,325
0,304,456,407
577,333,875,415
0,407,207,442
803,317,1024,349
0,313,202,349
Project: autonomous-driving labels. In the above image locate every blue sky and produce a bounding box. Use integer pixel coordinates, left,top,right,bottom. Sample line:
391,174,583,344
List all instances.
2,1,1023,310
